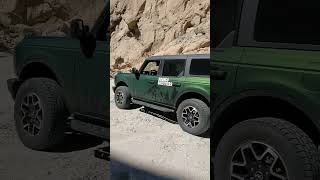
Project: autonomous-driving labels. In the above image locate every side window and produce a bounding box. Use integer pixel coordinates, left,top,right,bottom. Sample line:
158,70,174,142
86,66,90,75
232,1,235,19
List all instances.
189,59,210,76
162,60,185,76
141,61,160,76
213,0,239,48
255,0,320,45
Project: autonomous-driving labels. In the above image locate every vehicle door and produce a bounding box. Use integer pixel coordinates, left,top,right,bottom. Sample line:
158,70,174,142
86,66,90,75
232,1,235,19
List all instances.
211,0,244,111
184,56,210,100
236,0,320,95
155,59,186,107
75,8,109,120
133,60,161,103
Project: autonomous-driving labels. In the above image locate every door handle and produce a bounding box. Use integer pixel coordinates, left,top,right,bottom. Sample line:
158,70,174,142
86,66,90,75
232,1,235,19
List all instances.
173,83,181,87
211,70,227,80
148,80,156,84
213,48,225,52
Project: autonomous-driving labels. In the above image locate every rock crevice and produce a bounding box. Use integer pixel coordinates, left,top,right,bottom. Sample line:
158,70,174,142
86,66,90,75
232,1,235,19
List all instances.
110,0,210,72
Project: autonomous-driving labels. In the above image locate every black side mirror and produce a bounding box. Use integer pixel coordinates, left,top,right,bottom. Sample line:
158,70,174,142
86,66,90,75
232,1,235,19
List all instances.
131,67,140,79
70,19,84,38
131,67,139,74
70,19,96,58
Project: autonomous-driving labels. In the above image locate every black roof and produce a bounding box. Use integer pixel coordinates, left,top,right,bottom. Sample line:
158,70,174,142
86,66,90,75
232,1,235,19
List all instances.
146,53,209,61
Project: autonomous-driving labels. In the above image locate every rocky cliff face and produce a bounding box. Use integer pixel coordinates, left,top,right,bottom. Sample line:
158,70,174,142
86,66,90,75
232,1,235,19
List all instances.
110,0,210,72
0,0,104,51
1,0,210,72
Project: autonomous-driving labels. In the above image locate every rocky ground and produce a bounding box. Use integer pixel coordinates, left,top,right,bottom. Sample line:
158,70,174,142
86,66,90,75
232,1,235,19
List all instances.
0,52,108,180
0,0,105,51
110,80,210,180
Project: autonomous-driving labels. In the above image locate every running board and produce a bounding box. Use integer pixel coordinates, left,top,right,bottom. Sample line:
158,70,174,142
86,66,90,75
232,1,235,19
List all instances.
132,99,174,112
71,119,109,139
94,147,110,161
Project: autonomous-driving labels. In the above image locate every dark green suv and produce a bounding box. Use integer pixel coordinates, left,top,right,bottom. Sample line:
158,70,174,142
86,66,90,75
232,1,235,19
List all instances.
212,0,320,179
113,54,210,135
6,6,109,150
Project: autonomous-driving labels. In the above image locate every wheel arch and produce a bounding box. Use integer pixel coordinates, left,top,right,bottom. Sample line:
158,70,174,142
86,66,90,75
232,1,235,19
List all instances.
16,61,71,113
175,91,209,108
18,61,61,85
115,81,128,88
212,90,320,154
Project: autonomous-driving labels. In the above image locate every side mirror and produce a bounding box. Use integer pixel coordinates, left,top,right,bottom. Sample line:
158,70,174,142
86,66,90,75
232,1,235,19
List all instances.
70,19,96,58
131,67,139,74
70,19,85,38
131,67,140,79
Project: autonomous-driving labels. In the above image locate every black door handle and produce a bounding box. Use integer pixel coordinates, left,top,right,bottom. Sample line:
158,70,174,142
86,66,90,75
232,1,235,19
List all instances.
211,70,227,80
173,83,181,87
213,48,225,52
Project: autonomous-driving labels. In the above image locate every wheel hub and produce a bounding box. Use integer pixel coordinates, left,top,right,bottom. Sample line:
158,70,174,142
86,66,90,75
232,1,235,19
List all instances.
20,93,42,136
116,91,124,104
230,141,288,180
182,106,200,128
247,162,268,180
254,171,264,180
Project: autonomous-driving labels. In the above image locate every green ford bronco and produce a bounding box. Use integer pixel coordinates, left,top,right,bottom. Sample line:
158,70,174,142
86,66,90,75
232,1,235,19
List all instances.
212,0,320,179
6,6,109,150
113,54,210,135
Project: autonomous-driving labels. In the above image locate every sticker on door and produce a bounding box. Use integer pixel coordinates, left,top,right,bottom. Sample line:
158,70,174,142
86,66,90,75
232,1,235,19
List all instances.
158,77,172,86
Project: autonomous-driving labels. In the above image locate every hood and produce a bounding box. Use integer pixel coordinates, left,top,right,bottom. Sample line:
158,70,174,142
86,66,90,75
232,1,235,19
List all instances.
18,36,80,49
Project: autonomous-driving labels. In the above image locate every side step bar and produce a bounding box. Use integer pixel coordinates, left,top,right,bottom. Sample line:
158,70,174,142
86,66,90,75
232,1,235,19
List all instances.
94,147,110,161
132,99,174,112
71,119,109,139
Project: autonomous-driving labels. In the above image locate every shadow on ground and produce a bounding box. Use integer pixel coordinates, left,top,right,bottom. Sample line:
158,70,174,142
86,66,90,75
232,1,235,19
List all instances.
48,132,105,153
111,158,178,180
140,107,210,138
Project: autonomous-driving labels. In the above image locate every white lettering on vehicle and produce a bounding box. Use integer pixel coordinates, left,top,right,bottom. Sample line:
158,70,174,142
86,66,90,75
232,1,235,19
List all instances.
158,77,172,86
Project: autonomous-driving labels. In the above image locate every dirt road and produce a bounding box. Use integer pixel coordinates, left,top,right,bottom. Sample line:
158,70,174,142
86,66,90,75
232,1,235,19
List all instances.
0,52,108,180
110,80,210,180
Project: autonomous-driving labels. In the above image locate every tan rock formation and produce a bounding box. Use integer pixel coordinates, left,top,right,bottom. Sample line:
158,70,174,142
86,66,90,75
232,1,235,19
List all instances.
111,0,210,71
0,0,104,51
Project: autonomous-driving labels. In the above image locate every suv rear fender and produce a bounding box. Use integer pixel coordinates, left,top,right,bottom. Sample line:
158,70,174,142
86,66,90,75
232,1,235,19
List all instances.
212,89,320,150
175,88,210,108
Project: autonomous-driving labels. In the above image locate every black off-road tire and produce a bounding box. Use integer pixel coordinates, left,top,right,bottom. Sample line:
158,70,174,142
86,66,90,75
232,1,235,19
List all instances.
14,78,68,150
177,98,209,135
114,86,132,109
214,118,320,180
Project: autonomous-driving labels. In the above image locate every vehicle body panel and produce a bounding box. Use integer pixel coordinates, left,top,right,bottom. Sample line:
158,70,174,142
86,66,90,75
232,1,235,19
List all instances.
211,0,320,138
15,37,78,112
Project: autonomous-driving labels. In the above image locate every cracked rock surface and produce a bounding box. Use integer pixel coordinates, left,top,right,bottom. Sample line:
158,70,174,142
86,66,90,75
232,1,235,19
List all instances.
110,0,210,72
0,0,105,51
